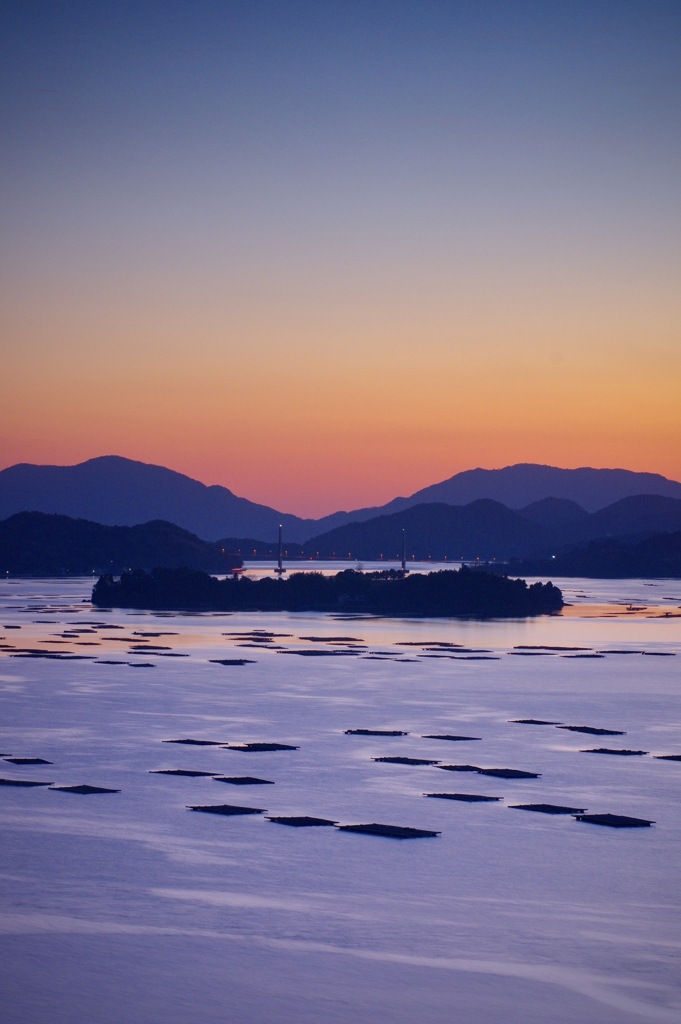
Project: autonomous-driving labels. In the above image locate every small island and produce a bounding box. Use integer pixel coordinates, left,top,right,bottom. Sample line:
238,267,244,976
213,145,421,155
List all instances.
92,566,563,618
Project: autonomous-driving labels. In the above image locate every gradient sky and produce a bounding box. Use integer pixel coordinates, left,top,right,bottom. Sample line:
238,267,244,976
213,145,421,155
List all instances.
2,0,680,516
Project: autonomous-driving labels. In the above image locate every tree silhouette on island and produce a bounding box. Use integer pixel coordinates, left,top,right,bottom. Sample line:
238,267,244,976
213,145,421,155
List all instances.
92,566,563,618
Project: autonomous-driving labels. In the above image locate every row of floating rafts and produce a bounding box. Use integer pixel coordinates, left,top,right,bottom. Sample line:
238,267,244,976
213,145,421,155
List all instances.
5,715,679,830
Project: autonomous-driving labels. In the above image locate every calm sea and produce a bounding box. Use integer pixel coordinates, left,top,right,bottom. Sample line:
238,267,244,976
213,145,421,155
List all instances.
1,571,679,1024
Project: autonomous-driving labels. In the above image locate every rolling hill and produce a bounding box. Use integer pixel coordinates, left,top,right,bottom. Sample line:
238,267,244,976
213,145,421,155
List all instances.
0,512,243,576
299,495,681,562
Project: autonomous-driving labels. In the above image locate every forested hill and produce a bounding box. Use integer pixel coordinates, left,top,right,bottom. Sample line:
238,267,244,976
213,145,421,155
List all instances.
0,512,243,576
92,567,563,618
298,495,681,562
506,531,681,579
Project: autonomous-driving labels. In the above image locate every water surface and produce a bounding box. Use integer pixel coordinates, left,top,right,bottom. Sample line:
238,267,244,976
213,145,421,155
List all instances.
1,574,679,1023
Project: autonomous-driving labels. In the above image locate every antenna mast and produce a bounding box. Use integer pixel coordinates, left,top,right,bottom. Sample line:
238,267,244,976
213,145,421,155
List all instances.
275,524,286,575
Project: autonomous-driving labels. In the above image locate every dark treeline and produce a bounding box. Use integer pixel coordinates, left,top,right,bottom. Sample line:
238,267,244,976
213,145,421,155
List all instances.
92,567,563,617
503,531,681,579
0,512,244,576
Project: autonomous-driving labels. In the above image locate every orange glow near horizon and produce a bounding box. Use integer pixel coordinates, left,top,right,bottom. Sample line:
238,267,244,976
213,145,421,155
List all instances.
3,334,680,519
2,3,680,518
3,271,681,516
4,282,680,519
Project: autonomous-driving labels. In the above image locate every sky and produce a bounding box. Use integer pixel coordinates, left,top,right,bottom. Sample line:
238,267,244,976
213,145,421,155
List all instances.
2,0,680,517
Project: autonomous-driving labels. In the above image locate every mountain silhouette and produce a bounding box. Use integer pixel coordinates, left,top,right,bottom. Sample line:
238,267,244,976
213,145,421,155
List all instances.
518,497,590,532
584,495,681,539
0,456,312,541
1,456,680,543
4,496,681,574
301,501,547,562
300,495,681,562
311,464,681,529
0,511,243,575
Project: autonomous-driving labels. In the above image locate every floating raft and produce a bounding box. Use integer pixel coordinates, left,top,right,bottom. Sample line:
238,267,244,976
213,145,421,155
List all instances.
563,653,605,659
654,754,681,761
425,793,501,803
508,651,556,656
150,769,216,777
557,726,625,736
267,815,338,827
337,823,440,839
225,742,299,752
50,785,120,794
11,652,93,660
449,655,499,661
573,813,654,828
397,641,465,647
510,719,562,726
163,738,224,746
236,642,279,648
209,658,256,666
0,777,52,787
510,803,587,815
278,649,360,657
514,645,590,652
187,803,265,816
213,776,274,785
345,729,408,736
8,646,69,656
438,765,538,778
581,748,648,756
422,734,482,742
372,756,440,766
4,757,52,765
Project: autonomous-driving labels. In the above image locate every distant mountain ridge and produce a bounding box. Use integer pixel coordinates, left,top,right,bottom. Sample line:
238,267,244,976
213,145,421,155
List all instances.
389,463,681,511
5,503,680,576
312,463,681,530
1,456,680,543
298,495,681,562
0,456,310,541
